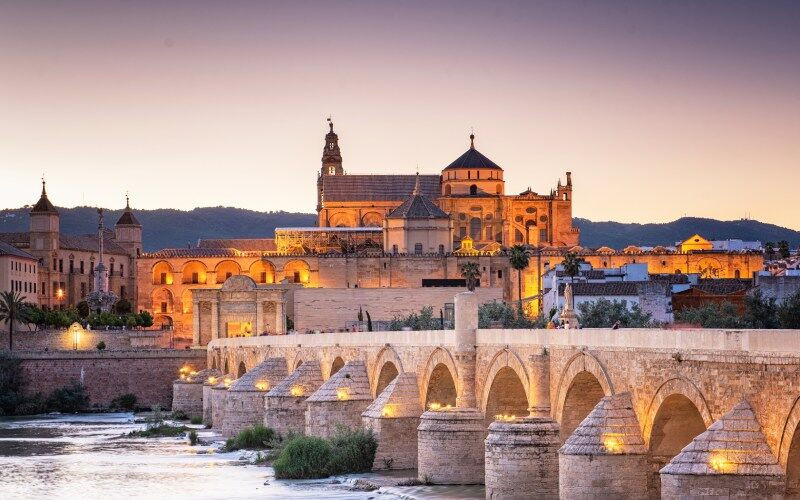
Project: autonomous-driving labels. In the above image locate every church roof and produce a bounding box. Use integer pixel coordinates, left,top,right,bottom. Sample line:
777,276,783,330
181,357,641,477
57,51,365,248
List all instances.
321,174,440,202
116,198,141,226
386,176,449,219
0,230,128,255
0,240,36,260
31,181,58,214
198,238,277,252
443,135,502,171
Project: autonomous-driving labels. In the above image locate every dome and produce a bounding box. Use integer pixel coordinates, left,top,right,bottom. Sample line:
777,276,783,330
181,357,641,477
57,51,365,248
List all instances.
443,134,502,171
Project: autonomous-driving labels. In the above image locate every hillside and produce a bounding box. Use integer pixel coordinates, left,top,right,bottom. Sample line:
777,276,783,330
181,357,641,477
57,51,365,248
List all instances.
1,206,797,252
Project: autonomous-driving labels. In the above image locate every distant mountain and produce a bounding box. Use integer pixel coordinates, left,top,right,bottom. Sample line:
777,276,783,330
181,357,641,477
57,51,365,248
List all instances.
1,206,797,252
574,217,800,249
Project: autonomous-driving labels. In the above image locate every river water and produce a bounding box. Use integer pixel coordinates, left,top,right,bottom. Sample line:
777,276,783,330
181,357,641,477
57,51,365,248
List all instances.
0,413,483,500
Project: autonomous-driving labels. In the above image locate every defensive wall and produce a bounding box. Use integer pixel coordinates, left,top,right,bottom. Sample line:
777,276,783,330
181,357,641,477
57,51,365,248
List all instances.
206,318,800,496
17,349,206,409
1,327,174,351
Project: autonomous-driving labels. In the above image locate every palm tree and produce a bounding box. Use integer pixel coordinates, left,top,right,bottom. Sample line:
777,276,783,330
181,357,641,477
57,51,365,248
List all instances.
0,291,26,351
765,242,775,261
460,262,481,292
509,245,530,310
778,240,791,259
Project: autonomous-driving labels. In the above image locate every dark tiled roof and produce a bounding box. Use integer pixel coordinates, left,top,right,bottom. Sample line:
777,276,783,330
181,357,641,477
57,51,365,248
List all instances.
443,147,502,171
0,240,36,260
0,232,31,246
31,192,58,214
59,230,128,255
650,273,691,285
116,210,141,226
322,175,440,202
556,270,606,280
557,282,640,296
693,279,752,295
145,247,241,258
387,194,448,219
199,238,276,252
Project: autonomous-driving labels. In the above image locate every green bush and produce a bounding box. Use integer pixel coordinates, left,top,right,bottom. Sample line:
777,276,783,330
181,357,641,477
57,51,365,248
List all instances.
0,352,26,416
188,430,198,446
138,311,154,328
675,302,744,328
96,341,106,351
388,306,442,331
190,416,203,425
327,427,378,475
46,381,89,413
170,409,188,420
223,424,277,451
478,301,546,328
128,423,189,438
778,289,800,329
111,393,137,411
577,298,653,328
273,435,333,479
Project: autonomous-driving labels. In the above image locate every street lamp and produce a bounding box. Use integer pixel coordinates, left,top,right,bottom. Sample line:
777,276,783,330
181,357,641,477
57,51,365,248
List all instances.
56,288,64,310
73,326,79,350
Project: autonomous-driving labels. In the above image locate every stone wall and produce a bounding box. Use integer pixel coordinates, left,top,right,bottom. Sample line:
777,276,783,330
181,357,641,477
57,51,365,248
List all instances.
17,349,206,409
1,328,173,351
292,286,502,333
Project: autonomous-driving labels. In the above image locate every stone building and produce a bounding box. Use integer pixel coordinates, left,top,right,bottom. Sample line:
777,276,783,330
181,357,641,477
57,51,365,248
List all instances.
0,182,141,309
0,240,39,305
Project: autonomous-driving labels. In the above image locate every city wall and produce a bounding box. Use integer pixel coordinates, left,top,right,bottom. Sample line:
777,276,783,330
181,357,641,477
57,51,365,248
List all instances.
1,328,174,351
17,349,206,409
292,286,503,332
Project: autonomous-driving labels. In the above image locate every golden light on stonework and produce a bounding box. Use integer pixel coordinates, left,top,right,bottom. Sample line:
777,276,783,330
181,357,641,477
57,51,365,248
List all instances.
494,414,515,422
207,376,218,385
336,388,350,401
290,385,304,397
189,371,197,376
381,404,395,417
428,402,442,411
255,381,269,391
709,452,732,473
602,433,623,454
223,377,233,388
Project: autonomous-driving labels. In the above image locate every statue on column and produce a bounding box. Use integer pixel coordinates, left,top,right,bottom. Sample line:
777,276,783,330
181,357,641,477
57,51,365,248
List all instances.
86,209,118,313
559,282,580,329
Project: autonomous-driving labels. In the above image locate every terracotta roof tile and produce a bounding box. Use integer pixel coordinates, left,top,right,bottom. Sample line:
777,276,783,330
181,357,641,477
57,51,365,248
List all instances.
322,175,440,202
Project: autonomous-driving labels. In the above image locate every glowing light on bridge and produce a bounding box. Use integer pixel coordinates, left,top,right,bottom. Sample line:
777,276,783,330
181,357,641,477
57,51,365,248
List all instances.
255,381,269,391
709,452,732,473
290,385,304,397
602,433,623,454
336,388,350,401
207,376,218,385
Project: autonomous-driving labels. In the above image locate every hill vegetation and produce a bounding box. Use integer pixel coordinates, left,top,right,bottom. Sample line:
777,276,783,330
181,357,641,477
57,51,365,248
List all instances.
1,206,797,251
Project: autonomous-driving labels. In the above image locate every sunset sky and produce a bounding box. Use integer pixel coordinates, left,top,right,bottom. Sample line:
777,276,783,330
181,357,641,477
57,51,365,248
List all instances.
1,0,798,228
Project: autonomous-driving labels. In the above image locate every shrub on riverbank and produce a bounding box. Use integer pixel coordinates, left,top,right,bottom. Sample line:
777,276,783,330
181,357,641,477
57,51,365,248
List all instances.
110,393,137,411
272,427,378,479
0,352,26,416
128,423,190,438
46,381,89,413
273,436,333,479
327,427,378,475
223,424,278,451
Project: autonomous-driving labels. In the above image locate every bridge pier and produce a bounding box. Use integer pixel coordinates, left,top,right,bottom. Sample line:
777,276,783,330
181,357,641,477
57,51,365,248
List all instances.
362,372,422,470
305,360,372,438
202,376,220,425
172,368,220,418
485,417,560,499
418,291,485,484
264,360,324,436
660,400,785,499
209,376,233,429
222,358,288,437
558,393,649,499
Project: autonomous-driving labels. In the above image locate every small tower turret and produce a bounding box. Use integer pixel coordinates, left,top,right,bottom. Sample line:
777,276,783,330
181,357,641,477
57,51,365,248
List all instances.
29,178,60,253
321,117,343,177
115,193,143,258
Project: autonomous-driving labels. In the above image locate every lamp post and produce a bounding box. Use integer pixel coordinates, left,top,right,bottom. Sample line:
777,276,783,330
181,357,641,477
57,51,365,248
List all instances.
56,288,64,310
73,326,79,350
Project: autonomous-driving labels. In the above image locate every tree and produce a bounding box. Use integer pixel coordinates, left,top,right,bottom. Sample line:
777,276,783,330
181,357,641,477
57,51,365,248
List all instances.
778,240,791,259
460,262,481,292
357,306,363,322
675,302,744,328
561,252,584,285
743,291,780,329
76,301,90,319
764,242,775,261
778,289,800,329
0,291,27,351
114,298,132,315
576,298,653,328
509,245,530,310
365,310,373,332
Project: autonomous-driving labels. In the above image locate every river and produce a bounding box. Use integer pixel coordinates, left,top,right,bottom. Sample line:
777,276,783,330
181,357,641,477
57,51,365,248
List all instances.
0,413,483,499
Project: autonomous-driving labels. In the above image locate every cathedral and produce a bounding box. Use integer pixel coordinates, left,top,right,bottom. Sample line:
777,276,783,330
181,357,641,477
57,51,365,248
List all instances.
316,119,580,251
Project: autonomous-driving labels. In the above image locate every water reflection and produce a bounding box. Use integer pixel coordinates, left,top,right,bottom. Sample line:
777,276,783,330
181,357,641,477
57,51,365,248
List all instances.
0,413,483,499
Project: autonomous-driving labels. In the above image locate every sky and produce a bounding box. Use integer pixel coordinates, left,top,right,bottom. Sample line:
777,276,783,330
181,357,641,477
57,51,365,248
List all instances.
1,0,798,228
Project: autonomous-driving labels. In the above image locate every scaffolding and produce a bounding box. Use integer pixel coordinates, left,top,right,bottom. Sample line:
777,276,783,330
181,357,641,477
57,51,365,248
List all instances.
274,227,383,254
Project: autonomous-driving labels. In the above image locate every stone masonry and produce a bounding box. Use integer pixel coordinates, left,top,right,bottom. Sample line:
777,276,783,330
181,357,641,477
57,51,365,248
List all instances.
362,372,422,470
305,360,372,438
417,408,486,485
172,368,220,419
264,360,324,436
222,358,288,437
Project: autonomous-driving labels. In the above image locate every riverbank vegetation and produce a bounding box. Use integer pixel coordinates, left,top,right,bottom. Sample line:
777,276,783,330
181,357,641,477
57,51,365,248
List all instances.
223,424,279,452
0,352,91,415
676,290,800,329
273,427,377,479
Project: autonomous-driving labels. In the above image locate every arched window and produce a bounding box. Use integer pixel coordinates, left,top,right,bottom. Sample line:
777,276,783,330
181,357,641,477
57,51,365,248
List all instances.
469,184,477,195
735,269,741,278
470,217,482,240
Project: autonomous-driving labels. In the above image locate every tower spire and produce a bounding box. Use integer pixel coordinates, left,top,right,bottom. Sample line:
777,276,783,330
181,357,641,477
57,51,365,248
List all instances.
412,172,421,196
469,129,475,149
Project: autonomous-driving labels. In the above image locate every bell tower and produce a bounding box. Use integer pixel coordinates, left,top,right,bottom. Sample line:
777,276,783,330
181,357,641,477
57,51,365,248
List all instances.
321,117,343,176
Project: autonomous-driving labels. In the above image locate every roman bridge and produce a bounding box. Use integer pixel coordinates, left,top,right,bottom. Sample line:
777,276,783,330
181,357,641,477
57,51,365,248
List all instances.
191,292,800,498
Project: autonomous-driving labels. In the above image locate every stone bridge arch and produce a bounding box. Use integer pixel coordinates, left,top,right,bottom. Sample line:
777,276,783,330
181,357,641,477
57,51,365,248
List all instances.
421,347,459,409
370,345,404,397
779,395,800,494
642,376,713,448
481,348,531,428
554,351,614,441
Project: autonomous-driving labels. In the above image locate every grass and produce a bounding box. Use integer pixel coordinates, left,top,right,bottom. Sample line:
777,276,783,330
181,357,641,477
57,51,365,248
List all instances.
190,416,203,425
223,424,278,451
272,427,378,480
127,423,190,438
188,430,198,446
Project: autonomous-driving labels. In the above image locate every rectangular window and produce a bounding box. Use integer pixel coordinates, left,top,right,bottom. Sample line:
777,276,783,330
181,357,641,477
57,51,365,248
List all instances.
53,258,57,271
392,244,398,254
293,271,301,283
58,259,63,273
69,260,74,273
160,272,167,285
260,272,267,283
80,282,86,298
191,272,199,284
110,263,114,276
414,243,423,255
120,285,126,299
498,270,503,279
438,244,445,254
539,229,547,242
160,302,167,313
33,283,36,294
41,282,46,295
80,261,84,274
120,264,123,277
